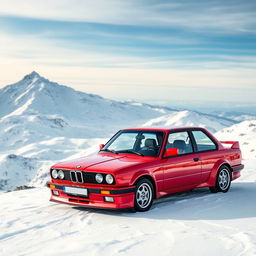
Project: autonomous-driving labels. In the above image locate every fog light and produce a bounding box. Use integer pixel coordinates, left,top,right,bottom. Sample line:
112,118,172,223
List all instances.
105,196,114,202
52,190,59,196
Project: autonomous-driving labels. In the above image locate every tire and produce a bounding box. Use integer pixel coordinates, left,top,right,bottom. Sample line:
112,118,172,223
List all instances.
134,178,154,212
209,166,231,193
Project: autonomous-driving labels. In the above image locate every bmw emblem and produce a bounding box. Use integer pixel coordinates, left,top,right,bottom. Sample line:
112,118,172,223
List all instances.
76,165,81,169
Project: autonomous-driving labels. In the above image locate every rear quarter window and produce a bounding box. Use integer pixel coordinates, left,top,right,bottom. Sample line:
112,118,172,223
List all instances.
192,130,217,152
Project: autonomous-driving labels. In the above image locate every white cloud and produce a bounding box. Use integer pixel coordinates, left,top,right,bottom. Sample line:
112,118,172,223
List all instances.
0,0,146,25
0,0,255,32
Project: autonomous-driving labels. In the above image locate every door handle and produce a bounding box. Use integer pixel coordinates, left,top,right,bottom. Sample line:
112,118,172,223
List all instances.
193,157,200,162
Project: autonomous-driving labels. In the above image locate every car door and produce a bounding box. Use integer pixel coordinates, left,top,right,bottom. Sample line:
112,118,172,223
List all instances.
162,130,202,193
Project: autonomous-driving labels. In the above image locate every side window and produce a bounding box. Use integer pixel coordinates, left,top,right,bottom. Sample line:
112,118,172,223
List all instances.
192,131,217,152
166,131,193,155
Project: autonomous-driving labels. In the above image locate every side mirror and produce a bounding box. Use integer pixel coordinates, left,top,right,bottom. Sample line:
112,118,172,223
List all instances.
99,144,105,150
164,148,178,158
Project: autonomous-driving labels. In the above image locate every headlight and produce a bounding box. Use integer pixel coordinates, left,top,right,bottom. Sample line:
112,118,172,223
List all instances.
52,169,58,179
95,173,103,183
106,174,114,184
58,170,64,179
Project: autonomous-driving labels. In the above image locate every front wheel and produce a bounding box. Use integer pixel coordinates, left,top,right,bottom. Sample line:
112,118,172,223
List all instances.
134,178,154,212
209,166,231,193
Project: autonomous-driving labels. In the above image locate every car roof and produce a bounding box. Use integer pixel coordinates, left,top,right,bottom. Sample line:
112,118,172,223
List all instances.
123,127,207,132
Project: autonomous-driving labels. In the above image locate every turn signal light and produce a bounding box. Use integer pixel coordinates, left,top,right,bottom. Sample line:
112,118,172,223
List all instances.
50,184,55,189
101,190,110,195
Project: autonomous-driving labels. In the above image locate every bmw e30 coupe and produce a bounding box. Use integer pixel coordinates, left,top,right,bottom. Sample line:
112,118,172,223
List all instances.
47,127,243,211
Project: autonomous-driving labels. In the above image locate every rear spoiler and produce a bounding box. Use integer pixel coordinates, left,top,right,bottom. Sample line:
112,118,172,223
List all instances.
220,141,240,149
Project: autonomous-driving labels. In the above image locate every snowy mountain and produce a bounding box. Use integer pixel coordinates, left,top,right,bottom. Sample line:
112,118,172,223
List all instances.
215,120,256,159
0,71,242,190
142,110,236,132
0,71,167,139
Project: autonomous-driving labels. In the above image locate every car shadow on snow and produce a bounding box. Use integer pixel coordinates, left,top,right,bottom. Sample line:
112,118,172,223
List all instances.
72,182,256,221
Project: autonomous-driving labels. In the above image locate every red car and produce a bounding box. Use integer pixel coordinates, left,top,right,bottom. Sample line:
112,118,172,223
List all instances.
47,127,244,212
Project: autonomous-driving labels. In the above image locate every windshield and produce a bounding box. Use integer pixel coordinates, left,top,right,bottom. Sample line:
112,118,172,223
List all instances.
100,130,164,157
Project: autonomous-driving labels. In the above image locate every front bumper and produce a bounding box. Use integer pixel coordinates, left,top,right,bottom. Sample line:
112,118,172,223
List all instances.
47,182,135,209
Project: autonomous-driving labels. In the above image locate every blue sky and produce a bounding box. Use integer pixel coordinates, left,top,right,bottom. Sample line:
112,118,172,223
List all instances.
0,0,256,108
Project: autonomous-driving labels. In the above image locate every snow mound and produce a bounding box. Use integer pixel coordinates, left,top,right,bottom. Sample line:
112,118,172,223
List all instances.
215,120,256,159
0,154,39,190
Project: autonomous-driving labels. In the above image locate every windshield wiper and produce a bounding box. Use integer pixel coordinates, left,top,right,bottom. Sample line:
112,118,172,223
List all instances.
99,149,118,154
116,150,144,156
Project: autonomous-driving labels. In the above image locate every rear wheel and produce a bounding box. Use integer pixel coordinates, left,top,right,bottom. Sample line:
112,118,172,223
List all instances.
209,166,231,193
134,178,154,212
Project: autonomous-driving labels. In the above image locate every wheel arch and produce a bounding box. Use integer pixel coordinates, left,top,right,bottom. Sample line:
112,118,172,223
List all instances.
219,163,232,171
131,172,157,199
207,159,232,186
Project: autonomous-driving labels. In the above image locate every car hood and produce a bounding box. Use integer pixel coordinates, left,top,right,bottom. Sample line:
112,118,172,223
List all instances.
52,153,155,173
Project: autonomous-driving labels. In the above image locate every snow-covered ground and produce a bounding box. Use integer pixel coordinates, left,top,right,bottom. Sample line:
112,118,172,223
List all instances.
0,159,255,256
1,72,256,255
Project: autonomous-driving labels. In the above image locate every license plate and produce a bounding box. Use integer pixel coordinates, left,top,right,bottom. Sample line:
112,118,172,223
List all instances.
64,186,88,196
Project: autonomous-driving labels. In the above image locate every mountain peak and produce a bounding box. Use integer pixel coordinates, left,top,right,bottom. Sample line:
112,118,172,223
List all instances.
22,71,42,81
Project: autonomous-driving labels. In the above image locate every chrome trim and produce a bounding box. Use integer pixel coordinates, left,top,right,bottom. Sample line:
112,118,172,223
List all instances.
70,170,83,183
70,170,77,182
76,171,84,183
